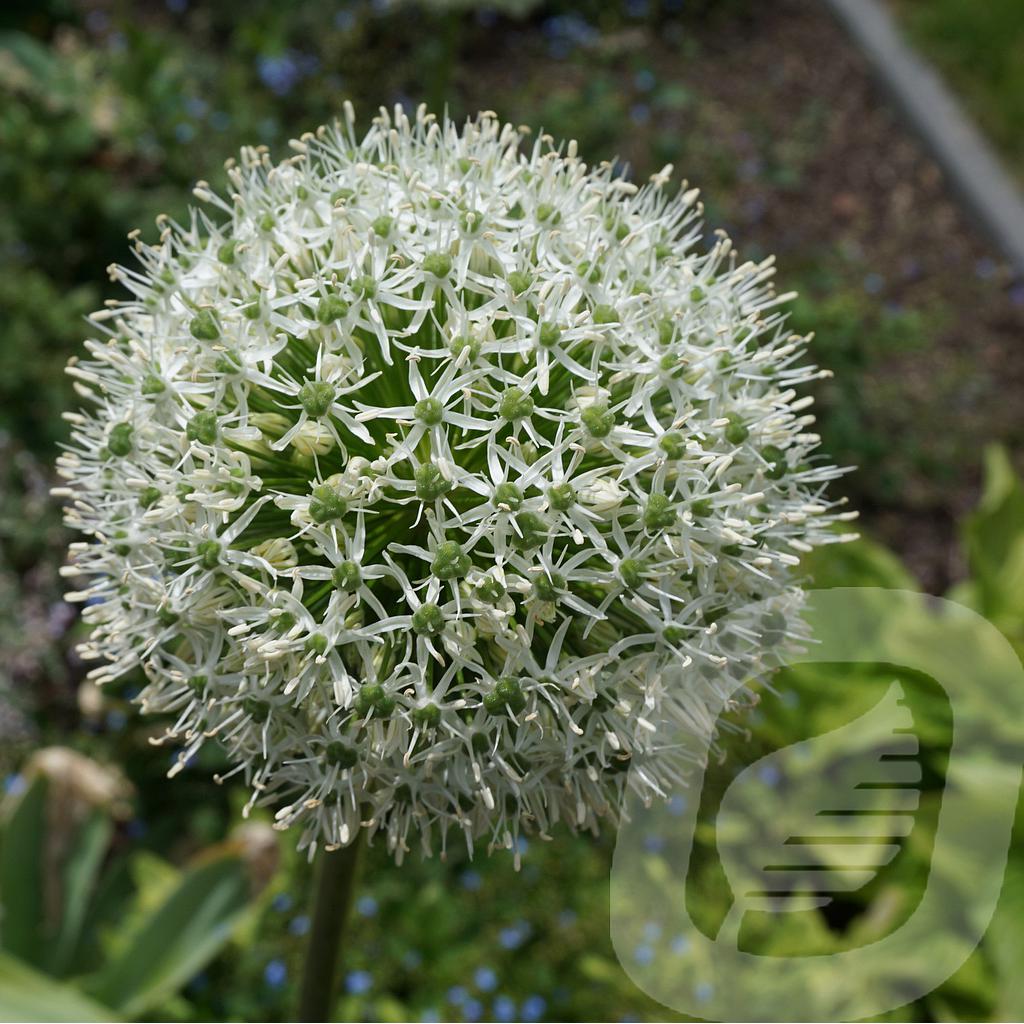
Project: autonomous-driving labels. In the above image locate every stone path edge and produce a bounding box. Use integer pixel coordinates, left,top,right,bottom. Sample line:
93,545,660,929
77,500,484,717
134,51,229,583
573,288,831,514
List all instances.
821,0,1024,276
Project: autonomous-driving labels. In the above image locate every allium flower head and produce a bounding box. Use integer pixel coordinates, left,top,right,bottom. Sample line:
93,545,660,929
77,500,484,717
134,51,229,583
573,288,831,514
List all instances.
59,105,848,860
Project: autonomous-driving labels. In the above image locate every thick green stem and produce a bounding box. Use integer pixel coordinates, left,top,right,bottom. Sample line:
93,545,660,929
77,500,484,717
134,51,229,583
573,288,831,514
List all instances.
295,839,361,1022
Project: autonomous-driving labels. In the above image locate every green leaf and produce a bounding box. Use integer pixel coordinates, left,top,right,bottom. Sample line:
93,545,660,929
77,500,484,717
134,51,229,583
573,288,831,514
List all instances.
0,777,47,965
49,811,113,977
85,852,251,1019
70,853,135,978
800,533,919,591
987,853,1024,1019
111,850,180,944
962,445,1024,631
0,951,116,1022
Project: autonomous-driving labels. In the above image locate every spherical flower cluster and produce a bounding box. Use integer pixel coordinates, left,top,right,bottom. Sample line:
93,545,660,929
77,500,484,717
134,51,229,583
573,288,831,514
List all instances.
59,105,849,860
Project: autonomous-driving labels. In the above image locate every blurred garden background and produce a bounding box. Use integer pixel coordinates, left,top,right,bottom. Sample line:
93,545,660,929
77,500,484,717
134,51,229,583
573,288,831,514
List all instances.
1,0,1023,1020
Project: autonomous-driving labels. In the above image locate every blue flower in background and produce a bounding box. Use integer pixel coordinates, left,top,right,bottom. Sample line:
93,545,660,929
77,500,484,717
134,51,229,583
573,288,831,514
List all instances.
256,51,320,97
462,997,483,1022
184,96,208,119
257,54,300,97
630,104,651,126
447,985,469,1005
356,895,378,917
460,869,483,891
389,92,416,114
522,994,547,1021
288,914,310,936
167,751,197,771
498,920,531,950
271,892,293,913
3,774,26,797
642,831,665,853
263,958,287,989
634,68,656,92
633,943,655,965
541,14,598,59
105,709,127,732
345,970,373,995
474,965,498,992
493,994,517,1021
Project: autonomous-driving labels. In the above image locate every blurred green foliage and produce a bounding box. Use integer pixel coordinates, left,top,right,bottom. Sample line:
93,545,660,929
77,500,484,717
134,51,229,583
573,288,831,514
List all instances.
0,767,274,1022
610,444,1024,1022
0,0,1012,521
892,0,1024,181
1,1,1022,1020
788,282,933,502
4,449,1022,1022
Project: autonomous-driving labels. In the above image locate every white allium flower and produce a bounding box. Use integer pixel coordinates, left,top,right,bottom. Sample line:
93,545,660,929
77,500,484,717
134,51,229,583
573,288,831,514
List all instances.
59,105,850,861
